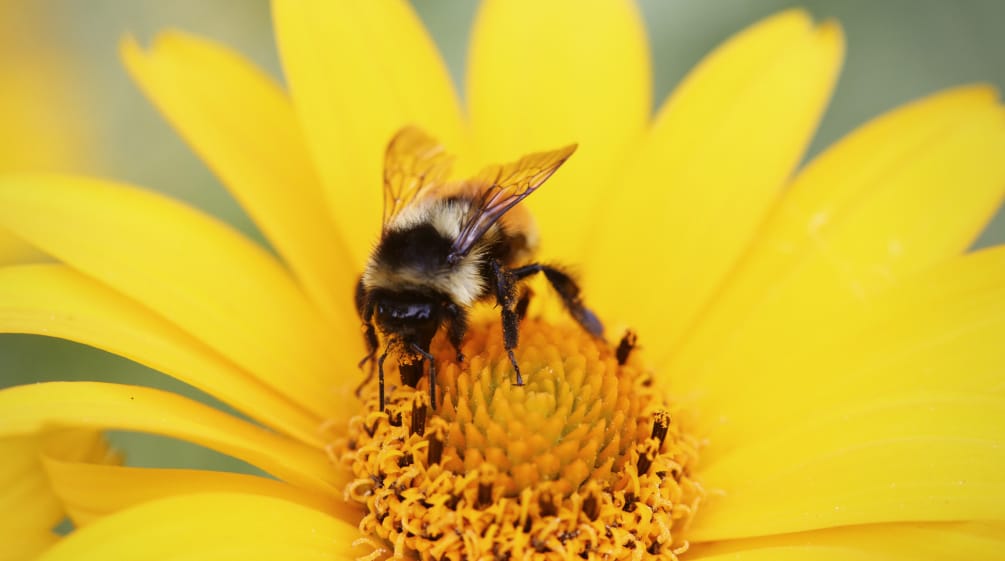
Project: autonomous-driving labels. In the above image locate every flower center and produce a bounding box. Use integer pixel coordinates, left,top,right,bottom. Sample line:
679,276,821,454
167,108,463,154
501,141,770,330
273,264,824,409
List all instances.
335,319,703,560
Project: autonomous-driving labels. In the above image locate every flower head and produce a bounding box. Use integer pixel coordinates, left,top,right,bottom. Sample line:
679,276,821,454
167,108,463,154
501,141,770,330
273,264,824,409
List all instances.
2,2,1004,560
342,320,702,559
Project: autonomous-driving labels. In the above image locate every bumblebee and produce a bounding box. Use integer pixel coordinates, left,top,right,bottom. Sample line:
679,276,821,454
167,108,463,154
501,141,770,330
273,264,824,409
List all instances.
356,127,603,411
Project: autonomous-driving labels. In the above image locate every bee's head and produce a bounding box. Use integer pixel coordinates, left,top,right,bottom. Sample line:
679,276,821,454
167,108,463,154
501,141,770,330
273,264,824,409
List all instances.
373,291,443,349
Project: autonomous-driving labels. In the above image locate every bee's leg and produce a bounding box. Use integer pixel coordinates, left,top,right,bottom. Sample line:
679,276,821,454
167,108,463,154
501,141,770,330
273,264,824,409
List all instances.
355,275,367,314
444,302,468,363
508,263,604,337
377,342,392,412
410,343,437,410
354,321,379,398
355,276,378,367
355,281,380,398
355,307,379,390
515,286,533,322
491,260,525,386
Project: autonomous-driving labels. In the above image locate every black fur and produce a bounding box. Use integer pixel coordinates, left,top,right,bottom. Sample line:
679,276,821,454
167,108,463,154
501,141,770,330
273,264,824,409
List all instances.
376,223,452,271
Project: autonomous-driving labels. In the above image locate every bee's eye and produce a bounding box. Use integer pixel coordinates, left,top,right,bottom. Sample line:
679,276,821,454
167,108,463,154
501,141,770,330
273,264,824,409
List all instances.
378,301,433,321
400,303,432,320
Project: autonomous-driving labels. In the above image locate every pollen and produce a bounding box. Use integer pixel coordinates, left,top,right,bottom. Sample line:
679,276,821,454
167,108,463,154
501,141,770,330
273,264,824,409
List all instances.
334,320,704,561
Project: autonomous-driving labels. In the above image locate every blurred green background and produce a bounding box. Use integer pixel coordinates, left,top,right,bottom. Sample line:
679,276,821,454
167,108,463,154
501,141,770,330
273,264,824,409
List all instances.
2,0,1004,472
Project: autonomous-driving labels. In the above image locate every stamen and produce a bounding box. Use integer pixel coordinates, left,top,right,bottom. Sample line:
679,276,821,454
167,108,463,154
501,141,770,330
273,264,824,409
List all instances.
427,423,444,466
387,409,403,427
651,410,671,447
410,396,427,436
581,486,600,521
538,487,558,517
351,537,387,561
476,465,496,509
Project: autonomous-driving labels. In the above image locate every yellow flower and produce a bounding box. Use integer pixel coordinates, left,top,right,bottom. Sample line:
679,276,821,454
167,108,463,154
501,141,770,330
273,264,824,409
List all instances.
2,1,1005,560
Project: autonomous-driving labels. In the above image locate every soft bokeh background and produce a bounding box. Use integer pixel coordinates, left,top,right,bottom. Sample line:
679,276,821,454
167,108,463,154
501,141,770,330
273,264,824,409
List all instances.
2,0,1004,472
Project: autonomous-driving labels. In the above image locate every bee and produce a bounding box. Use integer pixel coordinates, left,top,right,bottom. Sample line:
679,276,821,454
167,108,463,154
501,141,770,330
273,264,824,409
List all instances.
356,127,604,411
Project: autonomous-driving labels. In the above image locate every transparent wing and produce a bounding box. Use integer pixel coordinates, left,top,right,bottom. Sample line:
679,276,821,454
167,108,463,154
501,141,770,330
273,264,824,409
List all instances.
382,126,454,224
448,143,577,262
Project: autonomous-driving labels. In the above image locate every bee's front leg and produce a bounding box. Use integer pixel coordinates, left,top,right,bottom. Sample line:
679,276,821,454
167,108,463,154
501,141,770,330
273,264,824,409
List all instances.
355,279,380,398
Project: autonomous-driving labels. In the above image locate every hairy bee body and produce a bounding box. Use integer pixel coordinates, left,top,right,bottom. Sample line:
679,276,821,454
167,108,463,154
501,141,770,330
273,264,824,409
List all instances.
363,195,531,309
356,127,602,411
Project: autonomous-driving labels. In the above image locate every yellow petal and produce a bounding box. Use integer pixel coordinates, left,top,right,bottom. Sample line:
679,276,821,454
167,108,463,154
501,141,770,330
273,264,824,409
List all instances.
669,85,1005,385
0,436,62,554
41,447,359,527
121,32,353,321
1,534,57,561
695,245,1005,457
467,0,651,261
0,429,116,561
37,493,367,561
0,382,346,495
0,228,46,266
272,0,465,267
691,522,1005,561
0,263,324,448
0,174,357,423
589,10,843,340
689,394,1005,541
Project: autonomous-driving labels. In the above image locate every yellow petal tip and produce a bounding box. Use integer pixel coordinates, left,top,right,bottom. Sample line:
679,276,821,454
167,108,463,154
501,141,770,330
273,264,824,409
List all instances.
815,19,846,50
148,29,203,53
120,29,199,66
118,33,143,60
770,8,813,29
